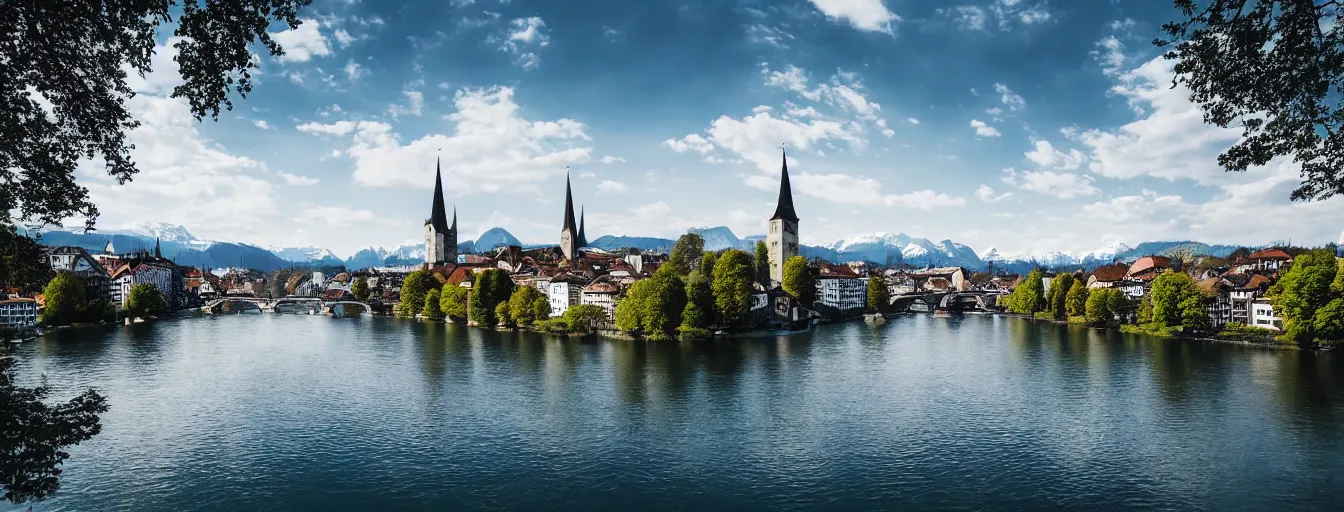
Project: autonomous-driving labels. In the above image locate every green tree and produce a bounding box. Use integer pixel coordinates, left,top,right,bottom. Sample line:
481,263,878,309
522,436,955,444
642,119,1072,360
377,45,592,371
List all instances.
866,276,888,311
40,272,85,326
0,227,54,294
422,288,444,321
1085,288,1124,327
1048,274,1074,320
700,252,718,282
1,357,109,505
1138,294,1154,324
1065,279,1090,318
781,256,814,306
667,232,705,275
712,250,755,330
681,271,714,330
439,284,469,322
1005,268,1046,314
125,283,168,318
532,296,551,322
1158,0,1344,201
563,304,607,334
1149,271,1209,331
494,301,512,327
1180,294,1212,333
754,241,770,286
1271,249,1340,342
614,280,647,333
467,269,516,326
397,270,438,319
1312,298,1344,346
2,0,312,229
508,286,547,326
351,276,369,302
614,265,686,339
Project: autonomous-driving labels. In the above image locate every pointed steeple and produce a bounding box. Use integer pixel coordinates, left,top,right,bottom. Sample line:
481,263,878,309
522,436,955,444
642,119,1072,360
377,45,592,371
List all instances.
153,237,162,259
577,205,588,248
450,206,457,232
562,169,578,236
770,147,799,223
428,157,451,233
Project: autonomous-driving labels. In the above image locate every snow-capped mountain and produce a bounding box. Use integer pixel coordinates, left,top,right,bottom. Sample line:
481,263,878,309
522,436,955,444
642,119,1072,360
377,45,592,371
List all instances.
690,226,747,252
822,232,983,268
272,246,340,263
901,243,928,259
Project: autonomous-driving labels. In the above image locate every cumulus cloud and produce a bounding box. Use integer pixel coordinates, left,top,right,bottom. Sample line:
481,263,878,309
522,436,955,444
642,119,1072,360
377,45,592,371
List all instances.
297,86,591,193
497,17,550,69
747,171,964,209
270,19,331,63
970,119,1001,137
804,0,900,33
663,134,715,154
995,82,1025,110
1024,139,1085,170
597,180,629,194
1009,170,1098,198
598,155,626,164
278,172,319,186
253,120,272,130
943,1,1051,31
975,184,1012,202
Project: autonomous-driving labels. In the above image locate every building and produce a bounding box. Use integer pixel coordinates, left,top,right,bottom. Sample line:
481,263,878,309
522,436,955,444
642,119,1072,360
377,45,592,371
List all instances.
748,286,809,330
424,158,459,266
43,245,112,302
1248,249,1292,272
548,277,584,317
1251,298,1283,331
914,267,969,292
111,263,182,309
577,205,588,249
1087,263,1129,289
580,279,620,321
766,148,799,284
0,297,39,328
1126,256,1172,281
815,276,867,317
559,171,581,261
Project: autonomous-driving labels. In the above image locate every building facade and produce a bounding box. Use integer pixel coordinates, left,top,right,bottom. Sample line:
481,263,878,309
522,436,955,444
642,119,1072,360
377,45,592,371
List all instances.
580,281,619,321
766,149,799,284
424,158,458,266
1251,298,1283,331
0,298,38,328
44,246,112,303
548,280,583,317
814,276,867,318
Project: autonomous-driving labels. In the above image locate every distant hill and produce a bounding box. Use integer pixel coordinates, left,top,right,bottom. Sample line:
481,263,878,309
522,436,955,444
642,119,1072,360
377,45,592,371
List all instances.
587,234,675,253
35,227,290,271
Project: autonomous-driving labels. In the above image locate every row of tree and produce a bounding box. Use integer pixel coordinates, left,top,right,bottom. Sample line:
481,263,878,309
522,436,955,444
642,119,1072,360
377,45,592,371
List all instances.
1004,268,1128,327
1271,249,1343,346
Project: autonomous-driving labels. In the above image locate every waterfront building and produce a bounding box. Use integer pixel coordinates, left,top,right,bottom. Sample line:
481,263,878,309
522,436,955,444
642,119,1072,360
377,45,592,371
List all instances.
111,263,181,308
0,297,38,328
766,148,799,284
580,279,620,321
43,245,112,302
814,263,867,318
1251,298,1283,331
548,277,584,317
424,158,459,266
559,171,581,261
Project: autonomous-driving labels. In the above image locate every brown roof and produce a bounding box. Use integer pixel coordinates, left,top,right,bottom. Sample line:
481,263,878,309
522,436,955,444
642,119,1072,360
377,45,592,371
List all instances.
1127,256,1171,278
1196,277,1225,296
818,262,860,277
582,282,620,293
1249,249,1292,261
1090,263,1129,282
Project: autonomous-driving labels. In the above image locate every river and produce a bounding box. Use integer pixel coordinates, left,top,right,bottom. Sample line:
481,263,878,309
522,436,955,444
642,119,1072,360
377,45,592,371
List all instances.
4,314,1343,511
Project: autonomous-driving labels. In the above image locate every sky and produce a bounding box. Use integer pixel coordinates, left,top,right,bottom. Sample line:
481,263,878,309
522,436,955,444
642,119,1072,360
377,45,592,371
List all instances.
67,0,1344,259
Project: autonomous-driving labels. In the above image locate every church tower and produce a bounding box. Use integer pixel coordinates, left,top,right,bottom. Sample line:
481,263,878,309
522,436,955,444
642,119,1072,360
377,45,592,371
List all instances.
559,171,580,261
577,205,588,249
425,158,457,266
766,148,799,284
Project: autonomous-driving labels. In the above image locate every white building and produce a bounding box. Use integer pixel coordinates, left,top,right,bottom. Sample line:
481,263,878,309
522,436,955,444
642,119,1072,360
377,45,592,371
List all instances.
1251,298,1283,331
548,280,582,317
815,276,867,313
112,264,178,308
0,298,38,328
580,281,620,321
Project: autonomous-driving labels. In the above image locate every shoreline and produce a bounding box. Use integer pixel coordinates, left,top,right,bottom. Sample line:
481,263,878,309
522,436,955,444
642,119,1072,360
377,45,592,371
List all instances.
996,311,1323,352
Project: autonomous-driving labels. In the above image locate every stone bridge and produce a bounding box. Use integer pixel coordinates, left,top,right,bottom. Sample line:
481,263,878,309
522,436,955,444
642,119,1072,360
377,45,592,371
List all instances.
204,297,369,317
888,290,1005,313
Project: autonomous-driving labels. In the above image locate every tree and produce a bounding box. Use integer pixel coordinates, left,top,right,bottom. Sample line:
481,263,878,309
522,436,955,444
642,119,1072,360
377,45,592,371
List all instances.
531,296,551,322
754,241,770,286
1005,268,1046,314
866,277,888,311
614,265,686,339
1,357,109,504
125,283,167,318
508,286,547,326
439,284,469,322
0,227,53,294
2,0,312,229
351,277,369,302
1158,0,1344,201
466,269,516,326
1138,294,1154,324
1085,288,1124,327
1312,298,1344,346
614,281,648,333
494,302,512,327
700,252,718,282
1272,249,1340,342
563,304,607,334
712,250,754,330
681,271,714,330
40,273,86,326
397,270,438,319
422,288,444,321
1065,279,1090,318
781,256,814,306
1048,273,1074,320
1149,271,1209,331
667,233,705,275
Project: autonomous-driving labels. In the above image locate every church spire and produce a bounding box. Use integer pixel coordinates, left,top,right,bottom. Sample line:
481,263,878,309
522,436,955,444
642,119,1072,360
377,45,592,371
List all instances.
451,206,457,232
577,205,587,248
153,237,162,259
562,169,578,236
770,147,799,222
428,157,450,233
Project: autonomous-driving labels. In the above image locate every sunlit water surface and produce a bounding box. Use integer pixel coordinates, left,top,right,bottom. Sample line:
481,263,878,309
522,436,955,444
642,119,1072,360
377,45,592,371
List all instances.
5,314,1343,511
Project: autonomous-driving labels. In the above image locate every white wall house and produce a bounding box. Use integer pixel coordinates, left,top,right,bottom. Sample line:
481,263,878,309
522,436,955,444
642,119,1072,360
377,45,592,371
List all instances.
0,298,38,328
114,264,177,308
580,283,620,321
815,277,866,312
548,281,582,317
1251,298,1283,331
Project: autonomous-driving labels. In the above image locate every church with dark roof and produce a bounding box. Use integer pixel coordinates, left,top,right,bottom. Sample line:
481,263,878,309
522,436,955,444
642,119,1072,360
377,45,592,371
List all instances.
424,158,458,266
766,148,799,284
558,170,587,262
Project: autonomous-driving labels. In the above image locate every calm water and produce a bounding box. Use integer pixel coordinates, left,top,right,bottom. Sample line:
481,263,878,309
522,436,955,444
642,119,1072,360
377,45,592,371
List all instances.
4,314,1343,511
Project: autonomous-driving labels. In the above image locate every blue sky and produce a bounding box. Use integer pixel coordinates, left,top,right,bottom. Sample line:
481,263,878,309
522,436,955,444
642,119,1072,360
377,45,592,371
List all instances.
73,0,1344,258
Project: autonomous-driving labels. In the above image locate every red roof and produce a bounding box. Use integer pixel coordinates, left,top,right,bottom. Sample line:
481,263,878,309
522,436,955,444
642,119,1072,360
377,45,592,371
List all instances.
1127,256,1171,278
1090,263,1129,282
1249,249,1291,261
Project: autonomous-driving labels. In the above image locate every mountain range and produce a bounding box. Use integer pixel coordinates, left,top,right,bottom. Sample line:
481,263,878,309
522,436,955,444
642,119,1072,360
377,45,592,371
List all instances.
30,222,1252,273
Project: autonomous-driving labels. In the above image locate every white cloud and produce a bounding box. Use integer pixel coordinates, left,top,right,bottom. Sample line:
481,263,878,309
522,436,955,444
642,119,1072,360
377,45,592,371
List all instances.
762,64,884,121
597,180,629,194
1092,35,1126,76
907,117,920,125
1012,170,1098,198
333,29,356,48
299,86,592,193
765,172,966,209
970,119,1001,137
297,120,356,136
804,0,900,33
663,134,715,154
298,206,377,226
598,155,626,164
253,120,272,130
278,172,319,186
387,89,424,118
344,60,365,81
703,111,859,173
517,52,541,70
995,82,1025,110
944,1,1050,31
506,17,550,47
270,19,331,63
975,184,1012,202
746,24,794,48
952,6,987,30
1024,139,1085,170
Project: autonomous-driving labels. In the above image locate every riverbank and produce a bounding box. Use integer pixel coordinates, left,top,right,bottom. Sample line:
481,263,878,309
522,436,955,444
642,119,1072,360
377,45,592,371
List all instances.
1000,311,1321,351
